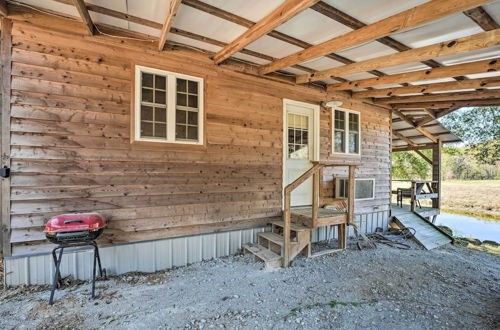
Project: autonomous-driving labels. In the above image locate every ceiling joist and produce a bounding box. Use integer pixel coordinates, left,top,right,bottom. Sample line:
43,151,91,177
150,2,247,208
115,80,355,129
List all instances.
378,89,500,104
353,76,500,98
158,0,182,51
327,57,500,91
212,0,320,64
72,0,94,35
392,109,438,143
392,98,500,109
259,0,492,75
464,6,500,31
298,28,500,83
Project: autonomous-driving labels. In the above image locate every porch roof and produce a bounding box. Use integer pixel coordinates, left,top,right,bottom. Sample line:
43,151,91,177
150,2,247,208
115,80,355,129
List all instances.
2,0,499,151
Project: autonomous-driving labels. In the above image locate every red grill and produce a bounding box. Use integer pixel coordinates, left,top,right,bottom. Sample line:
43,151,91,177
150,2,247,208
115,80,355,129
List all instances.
45,213,107,305
44,213,105,244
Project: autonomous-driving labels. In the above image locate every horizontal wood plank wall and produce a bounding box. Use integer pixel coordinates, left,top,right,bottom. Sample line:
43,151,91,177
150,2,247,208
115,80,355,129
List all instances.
7,20,390,256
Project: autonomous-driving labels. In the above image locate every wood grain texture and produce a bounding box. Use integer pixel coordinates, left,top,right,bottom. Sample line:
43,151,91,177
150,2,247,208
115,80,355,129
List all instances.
213,0,319,64
260,0,492,74
5,19,391,255
158,0,182,51
299,28,500,83
72,0,94,35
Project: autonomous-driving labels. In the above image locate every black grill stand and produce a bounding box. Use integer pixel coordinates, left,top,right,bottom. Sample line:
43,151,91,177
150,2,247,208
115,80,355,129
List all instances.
49,241,106,305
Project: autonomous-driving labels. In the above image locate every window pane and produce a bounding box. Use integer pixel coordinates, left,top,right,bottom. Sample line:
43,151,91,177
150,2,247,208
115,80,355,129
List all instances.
142,88,153,103
334,110,345,129
155,107,166,122
141,105,153,121
142,73,153,88
188,80,198,94
356,180,374,199
155,75,166,90
176,109,187,124
154,123,167,138
187,111,198,125
334,131,345,153
141,121,153,137
177,93,187,106
155,90,166,105
187,126,198,140
349,132,359,154
177,79,187,93
176,124,186,139
349,113,359,132
188,95,198,108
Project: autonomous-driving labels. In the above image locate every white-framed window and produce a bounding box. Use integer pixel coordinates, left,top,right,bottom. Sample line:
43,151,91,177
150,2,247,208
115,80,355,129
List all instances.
335,178,375,200
333,108,360,155
134,65,204,145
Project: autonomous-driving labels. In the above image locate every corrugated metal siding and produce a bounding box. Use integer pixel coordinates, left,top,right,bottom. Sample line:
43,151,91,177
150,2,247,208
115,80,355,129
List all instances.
4,210,389,286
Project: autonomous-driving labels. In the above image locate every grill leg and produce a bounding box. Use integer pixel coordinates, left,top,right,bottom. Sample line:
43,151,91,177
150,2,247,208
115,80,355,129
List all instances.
91,244,98,299
94,242,104,278
51,248,62,285
49,247,64,305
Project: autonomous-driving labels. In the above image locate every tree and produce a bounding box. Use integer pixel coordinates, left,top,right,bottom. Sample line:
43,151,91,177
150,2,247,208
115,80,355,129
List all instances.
392,150,431,180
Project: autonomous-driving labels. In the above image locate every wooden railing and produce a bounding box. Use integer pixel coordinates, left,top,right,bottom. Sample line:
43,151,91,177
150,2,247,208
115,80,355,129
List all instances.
282,161,358,267
393,179,440,212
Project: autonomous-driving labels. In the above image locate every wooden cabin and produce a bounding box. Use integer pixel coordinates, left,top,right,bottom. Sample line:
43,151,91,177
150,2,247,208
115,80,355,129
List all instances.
1,0,499,284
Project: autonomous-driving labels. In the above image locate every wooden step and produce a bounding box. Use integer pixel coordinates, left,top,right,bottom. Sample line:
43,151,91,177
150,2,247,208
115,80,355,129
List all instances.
258,232,298,246
243,243,282,270
270,220,310,232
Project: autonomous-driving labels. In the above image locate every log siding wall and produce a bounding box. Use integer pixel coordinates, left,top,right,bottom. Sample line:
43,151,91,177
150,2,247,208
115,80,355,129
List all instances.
5,19,391,256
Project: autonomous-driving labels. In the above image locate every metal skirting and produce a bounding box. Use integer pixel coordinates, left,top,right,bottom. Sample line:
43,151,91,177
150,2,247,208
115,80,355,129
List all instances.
4,210,389,286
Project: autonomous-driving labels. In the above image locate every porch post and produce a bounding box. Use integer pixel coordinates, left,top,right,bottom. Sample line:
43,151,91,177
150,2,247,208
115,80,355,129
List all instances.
432,139,442,209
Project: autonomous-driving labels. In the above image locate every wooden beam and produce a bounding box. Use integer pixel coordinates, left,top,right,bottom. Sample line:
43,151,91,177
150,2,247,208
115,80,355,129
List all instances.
464,6,499,31
310,2,447,74
298,28,500,83
393,131,417,146
72,0,94,35
0,0,7,17
432,140,442,209
158,0,182,51
393,98,500,109
377,89,500,104
1,18,12,257
259,0,492,75
415,107,461,127
392,109,438,143
327,58,500,91
414,150,433,164
213,0,319,64
353,76,500,98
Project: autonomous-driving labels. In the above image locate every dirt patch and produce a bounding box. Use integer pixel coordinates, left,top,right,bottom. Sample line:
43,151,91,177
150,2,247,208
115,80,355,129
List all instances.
1,243,499,329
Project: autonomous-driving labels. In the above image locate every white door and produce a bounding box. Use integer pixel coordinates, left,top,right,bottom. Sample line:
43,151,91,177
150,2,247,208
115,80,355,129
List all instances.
283,100,319,207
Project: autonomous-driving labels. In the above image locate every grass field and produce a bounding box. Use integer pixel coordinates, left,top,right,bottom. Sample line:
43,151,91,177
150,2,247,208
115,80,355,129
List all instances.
392,180,500,221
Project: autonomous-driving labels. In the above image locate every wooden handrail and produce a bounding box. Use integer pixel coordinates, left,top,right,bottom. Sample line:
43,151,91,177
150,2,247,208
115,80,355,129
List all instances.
282,161,357,267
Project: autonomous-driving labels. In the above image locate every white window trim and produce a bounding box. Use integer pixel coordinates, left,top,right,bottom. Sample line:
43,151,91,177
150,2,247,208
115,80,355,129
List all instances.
134,65,204,145
332,107,361,155
335,178,375,201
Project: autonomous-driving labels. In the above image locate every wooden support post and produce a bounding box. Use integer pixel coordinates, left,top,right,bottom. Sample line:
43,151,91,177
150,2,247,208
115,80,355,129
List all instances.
312,170,320,228
410,181,416,212
432,140,442,209
1,18,12,257
283,192,291,267
347,165,355,224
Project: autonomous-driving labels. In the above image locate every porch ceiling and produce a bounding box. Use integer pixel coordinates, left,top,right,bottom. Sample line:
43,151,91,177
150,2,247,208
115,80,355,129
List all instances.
1,0,499,151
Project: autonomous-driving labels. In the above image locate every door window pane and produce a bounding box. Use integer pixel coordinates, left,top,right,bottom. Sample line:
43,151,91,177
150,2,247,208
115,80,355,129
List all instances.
287,113,309,159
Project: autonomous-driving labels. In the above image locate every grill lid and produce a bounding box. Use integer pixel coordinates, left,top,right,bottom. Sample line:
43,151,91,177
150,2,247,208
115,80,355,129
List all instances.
44,213,106,233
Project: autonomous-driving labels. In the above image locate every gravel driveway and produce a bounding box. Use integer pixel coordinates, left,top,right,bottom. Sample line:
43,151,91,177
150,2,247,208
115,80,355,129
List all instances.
1,242,499,329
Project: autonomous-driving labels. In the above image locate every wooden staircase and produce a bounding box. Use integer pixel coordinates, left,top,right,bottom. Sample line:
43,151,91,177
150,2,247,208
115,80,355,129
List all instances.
244,161,359,270
244,221,311,270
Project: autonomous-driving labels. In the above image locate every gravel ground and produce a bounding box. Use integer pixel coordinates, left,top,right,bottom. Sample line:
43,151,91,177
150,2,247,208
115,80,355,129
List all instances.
0,242,499,330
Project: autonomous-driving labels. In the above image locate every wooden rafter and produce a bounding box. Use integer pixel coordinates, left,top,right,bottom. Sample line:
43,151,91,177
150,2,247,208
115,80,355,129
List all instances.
259,0,492,75
377,89,500,105
393,130,417,146
297,28,500,83
464,6,499,31
0,0,7,17
158,0,182,51
392,109,438,143
415,107,462,127
393,98,500,109
72,0,94,35
393,141,460,152
212,0,320,64
353,77,500,98
327,58,500,91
